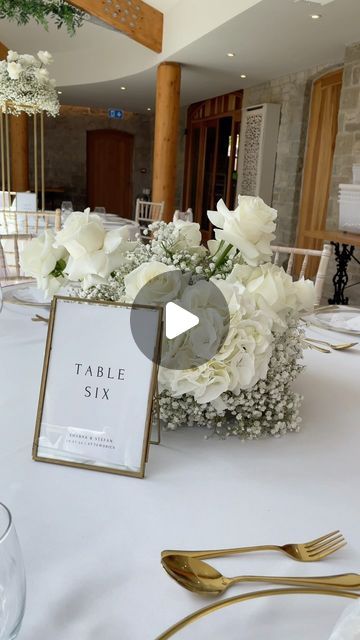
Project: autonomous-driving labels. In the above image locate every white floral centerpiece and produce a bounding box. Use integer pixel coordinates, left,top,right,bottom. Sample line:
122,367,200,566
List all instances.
20,197,315,439
0,49,59,115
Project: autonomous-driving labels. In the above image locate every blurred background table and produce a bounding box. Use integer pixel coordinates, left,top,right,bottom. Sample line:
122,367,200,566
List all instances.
305,229,360,304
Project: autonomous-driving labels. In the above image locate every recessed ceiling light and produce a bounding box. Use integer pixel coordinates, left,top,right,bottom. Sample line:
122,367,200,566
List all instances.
311,13,322,19
147,107,152,111
240,74,247,79
120,86,126,90
57,90,62,95
227,52,235,57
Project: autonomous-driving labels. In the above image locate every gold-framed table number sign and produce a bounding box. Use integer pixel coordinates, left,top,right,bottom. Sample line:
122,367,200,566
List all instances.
33,296,163,478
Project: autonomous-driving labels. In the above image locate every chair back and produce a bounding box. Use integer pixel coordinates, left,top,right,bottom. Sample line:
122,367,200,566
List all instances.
173,208,193,222
135,199,165,225
272,243,332,305
0,209,61,235
0,234,34,283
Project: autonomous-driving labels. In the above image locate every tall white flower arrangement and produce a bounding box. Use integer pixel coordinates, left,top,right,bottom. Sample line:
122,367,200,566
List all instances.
0,50,59,115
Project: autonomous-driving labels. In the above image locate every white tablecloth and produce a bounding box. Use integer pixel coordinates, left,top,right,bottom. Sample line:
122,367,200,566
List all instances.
1,299,360,639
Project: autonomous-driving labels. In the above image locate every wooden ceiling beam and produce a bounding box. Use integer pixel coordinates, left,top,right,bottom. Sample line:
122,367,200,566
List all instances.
68,0,163,53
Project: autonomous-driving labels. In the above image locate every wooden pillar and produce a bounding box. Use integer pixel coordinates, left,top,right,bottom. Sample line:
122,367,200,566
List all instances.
10,115,29,191
0,41,29,192
152,62,181,221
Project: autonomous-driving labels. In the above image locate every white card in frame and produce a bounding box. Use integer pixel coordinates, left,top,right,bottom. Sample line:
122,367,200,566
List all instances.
33,296,163,478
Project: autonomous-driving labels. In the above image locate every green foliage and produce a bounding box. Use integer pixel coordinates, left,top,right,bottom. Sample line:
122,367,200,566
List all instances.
0,1,85,36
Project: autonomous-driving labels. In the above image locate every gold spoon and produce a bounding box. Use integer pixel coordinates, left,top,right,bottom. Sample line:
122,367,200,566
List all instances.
161,555,360,596
305,337,358,351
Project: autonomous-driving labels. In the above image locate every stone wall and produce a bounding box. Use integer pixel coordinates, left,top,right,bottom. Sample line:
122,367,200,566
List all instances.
29,105,154,214
243,62,336,246
242,58,360,305
325,42,360,304
29,104,187,217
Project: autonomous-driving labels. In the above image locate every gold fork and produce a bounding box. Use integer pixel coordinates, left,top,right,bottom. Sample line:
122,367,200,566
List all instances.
161,530,346,562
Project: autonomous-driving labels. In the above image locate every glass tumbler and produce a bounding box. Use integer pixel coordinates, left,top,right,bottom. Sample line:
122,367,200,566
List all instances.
60,201,73,217
0,504,26,639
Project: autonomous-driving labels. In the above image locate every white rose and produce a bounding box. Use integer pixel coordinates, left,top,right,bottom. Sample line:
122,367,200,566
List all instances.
36,274,64,299
172,220,202,249
7,51,18,63
20,54,37,67
292,278,315,312
208,196,277,266
37,50,53,66
54,210,105,258
64,226,139,284
103,227,137,272
34,68,50,83
7,61,22,80
227,262,315,325
20,229,67,279
231,263,294,314
103,226,132,253
65,250,109,282
124,261,180,303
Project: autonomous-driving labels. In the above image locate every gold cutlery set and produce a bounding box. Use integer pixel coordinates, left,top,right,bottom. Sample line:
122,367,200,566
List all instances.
303,337,358,352
156,531,359,639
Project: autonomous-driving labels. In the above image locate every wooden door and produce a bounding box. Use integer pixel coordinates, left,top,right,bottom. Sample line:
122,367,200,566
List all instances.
199,120,218,237
184,117,240,240
296,69,343,261
87,130,133,217
183,91,242,238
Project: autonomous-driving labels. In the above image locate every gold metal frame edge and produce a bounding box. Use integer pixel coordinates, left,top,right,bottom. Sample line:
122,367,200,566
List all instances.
32,294,163,479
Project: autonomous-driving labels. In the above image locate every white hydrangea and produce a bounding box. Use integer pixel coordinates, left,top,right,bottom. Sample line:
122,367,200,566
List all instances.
158,281,273,404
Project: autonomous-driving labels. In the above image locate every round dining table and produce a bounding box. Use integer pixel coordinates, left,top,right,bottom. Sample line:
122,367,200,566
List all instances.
1,293,360,639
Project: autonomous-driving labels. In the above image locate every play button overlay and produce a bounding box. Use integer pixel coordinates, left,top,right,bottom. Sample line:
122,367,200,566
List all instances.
165,302,199,339
130,270,230,371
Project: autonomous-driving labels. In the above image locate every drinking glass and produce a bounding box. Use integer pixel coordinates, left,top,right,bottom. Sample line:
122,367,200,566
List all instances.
94,207,106,215
60,201,73,217
0,504,26,639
